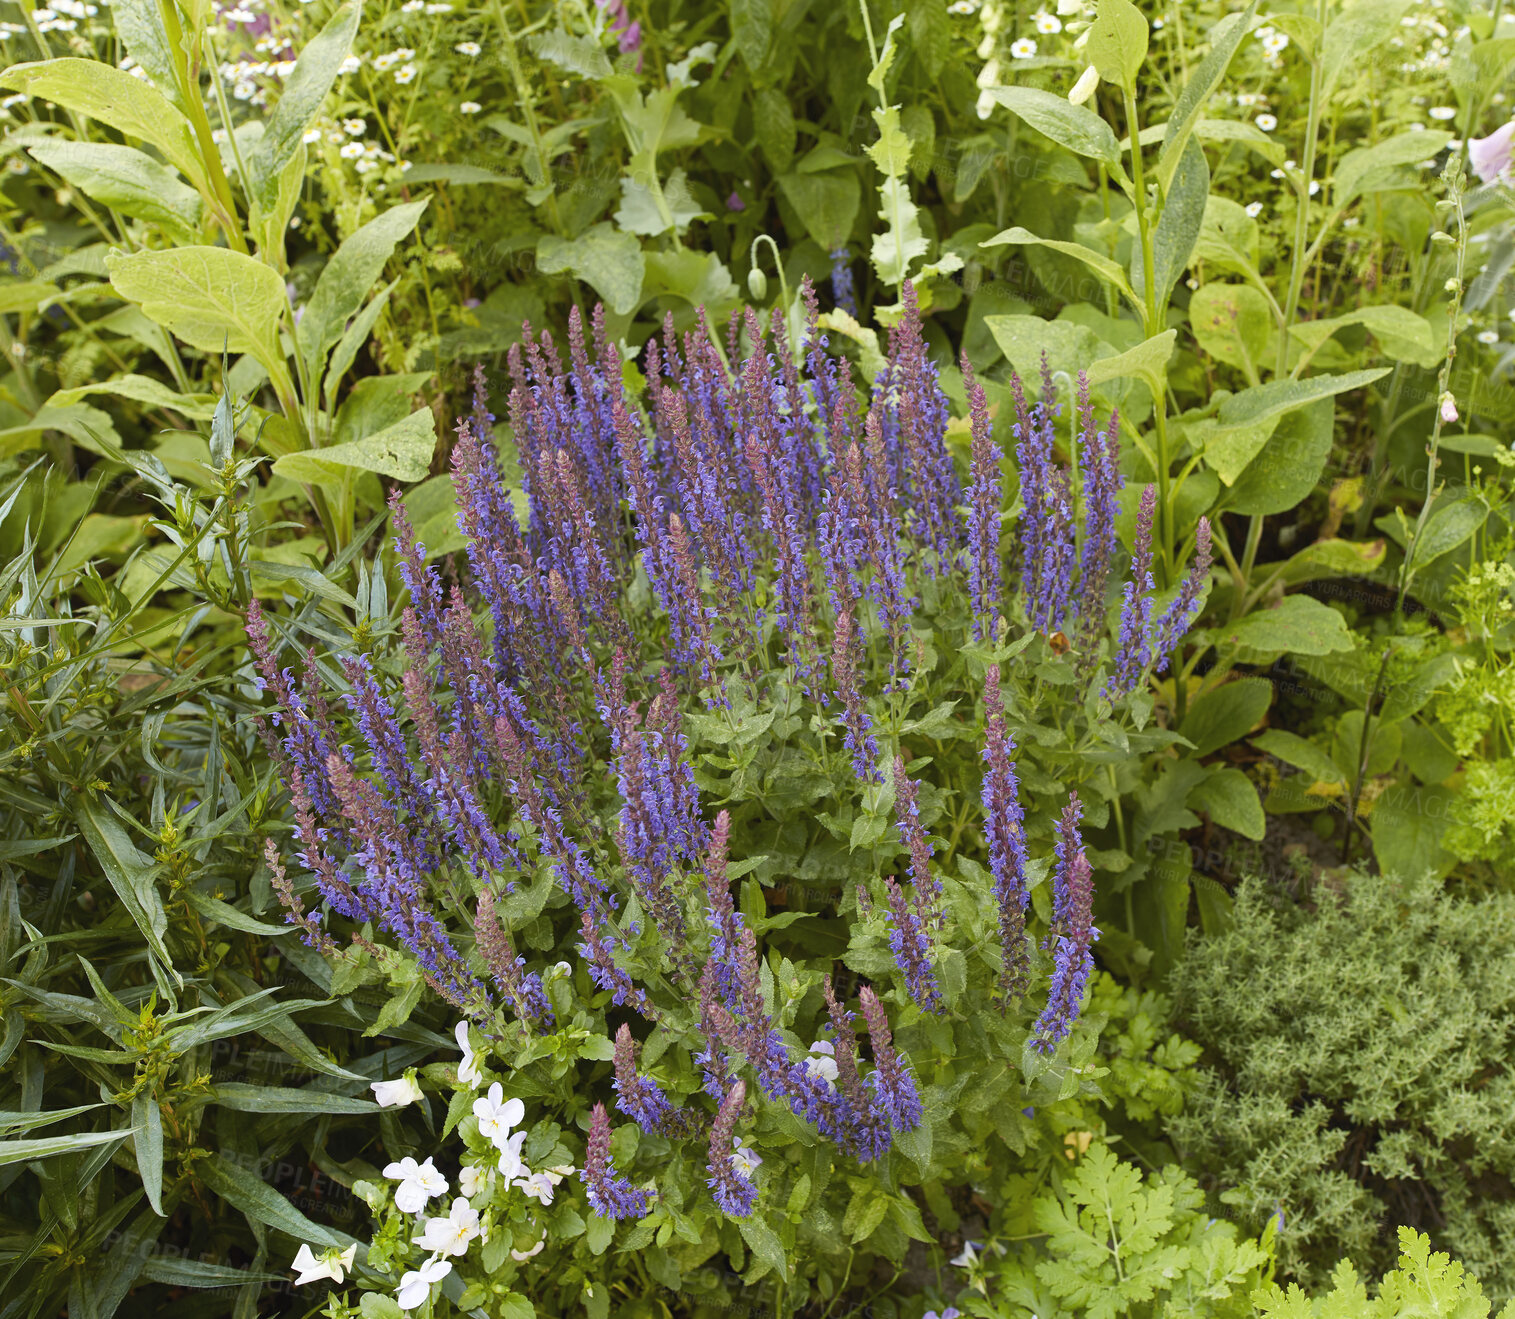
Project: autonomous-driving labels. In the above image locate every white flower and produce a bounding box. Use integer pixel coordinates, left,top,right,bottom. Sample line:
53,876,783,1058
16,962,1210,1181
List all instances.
473,1082,525,1149
496,1130,529,1180
1034,10,1061,34
1010,37,1038,58
413,1196,481,1257
1477,330,1499,344
510,1232,547,1262
384,1155,449,1214
339,141,366,160
1236,92,1261,107
455,1021,482,1086
372,1070,423,1108
805,1040,839,1084
455,40,480,56
1308,180,1320,195
515,1171,558,1205
291,1242,357,1285
950,1240,981,1268
339,54,363,73
402,0,425,9
731,1137,762,1177
394,63,418,84
397,1258,452,1311
343,117,366,136
460,100,482,113
1262,32,1289,57
426,2,453,11
459,1163,491,1198
1068,64,1099,105
301,127,322,144
1255,113,1277,132
1245,201,1263,218
975,57,1000,88
1428,105,1457,121
947,0,978,13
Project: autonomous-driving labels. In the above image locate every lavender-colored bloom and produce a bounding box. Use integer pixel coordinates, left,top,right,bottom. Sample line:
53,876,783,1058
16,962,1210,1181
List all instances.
1104,485,1157,701
859,987,922,1132
1076,378,1123,644
962,354,1002,642
892,756,941,926
475,889,553,1029
831,611,882,785
696,961,738,1104
1469,119,1515,185
612,1023,689,1137
706,1081,757,1218
1150,517,1213,674
584,1103,650,1220
981,667,1031,1002
1013,360,1077,632
881,874,943,1013
830,246,857,318
823,977,890,1161
1033,792,1098,1053
577,908,656,1020
389,489,444,650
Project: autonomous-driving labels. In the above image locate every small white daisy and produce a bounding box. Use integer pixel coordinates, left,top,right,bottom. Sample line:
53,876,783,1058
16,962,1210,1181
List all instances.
1245,201,1264,217
1034,10,1061,34
1255,113,1277,131
342,117,366,136
1010,36,1037,58
394,63,418,83
460,100,482,113
1477,329,1499,344
1428,106,1457,121
339,141,365,159
455,40,479,55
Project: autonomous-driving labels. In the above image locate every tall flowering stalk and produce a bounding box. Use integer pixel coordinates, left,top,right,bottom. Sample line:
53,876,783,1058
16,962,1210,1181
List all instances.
706,1081,757,1218
612,1023,689,1137
1152,518,1214,675
1105,485,1157,700
1076,378,1123,647
962,354,1002,642
831,610,881,785
583,1103,650,1220
981,666,1031,1002
1033,793,1098,1053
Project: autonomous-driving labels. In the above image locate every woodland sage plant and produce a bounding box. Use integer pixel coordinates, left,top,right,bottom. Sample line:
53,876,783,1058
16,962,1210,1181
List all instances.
249,281,1212,1313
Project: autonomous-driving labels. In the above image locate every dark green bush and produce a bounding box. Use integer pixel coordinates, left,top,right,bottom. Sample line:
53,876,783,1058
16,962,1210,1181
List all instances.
1168,868,1515,1301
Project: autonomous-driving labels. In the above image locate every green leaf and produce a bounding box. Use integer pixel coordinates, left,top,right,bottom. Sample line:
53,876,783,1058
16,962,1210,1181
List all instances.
1143,137,1209,312
737,1216,789,1281
1252,729,1348,791
46,374,217,419
1189,283,1273,376
251,1,361,205
140,1257,283,1287
1322,0,1416,98
1289,304,1441,369
730,0,773,68
1180,677,1273,758
0,1128,131,1168
247,559,358,609
1334,129,1452,207
1216,595,1355,661
1222,398,1334,517
272,408,435,488
1276,537,1387,587
132,1093,164,1216
1408,496,1487,572
982,228,1135,304
0,279,57,315
642,249,739,309
25,141,204,244
777,171,861,250
1086,0,1149,90
198,1152,342,1246
0,60,203,190
108,0,184,113
72,795,175,979
1188,768,1265,840
105,247,292,394
302,199,427,381
984,315,1101,383
1371,782,1455,881
1157,3,1257,188
207,1084,380,1115
536,223,644,316
982,86,1122,165
1084,329,1176,401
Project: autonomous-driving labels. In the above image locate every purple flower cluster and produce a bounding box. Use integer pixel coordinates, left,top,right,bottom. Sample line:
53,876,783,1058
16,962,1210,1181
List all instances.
612,1023,689,1137
981,666,1031,1002
706,1081,757,1218
1032,792,1098,1053
962,355,1002,642
584,1103,650,1220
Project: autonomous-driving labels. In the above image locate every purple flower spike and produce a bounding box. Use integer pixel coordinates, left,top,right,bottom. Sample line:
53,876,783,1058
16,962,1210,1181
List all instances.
706,1081,757,1218
612,1023,689,1137
962,354,1002,642
859,987,922,1133
1151,517,1213,675
981,667,1031,1002
1104,484,1157,701
584,1103,651,1220
1033,792,1098,1053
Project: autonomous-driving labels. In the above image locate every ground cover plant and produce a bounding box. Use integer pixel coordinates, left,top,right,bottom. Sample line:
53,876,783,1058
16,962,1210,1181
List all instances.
0,0,1513,1315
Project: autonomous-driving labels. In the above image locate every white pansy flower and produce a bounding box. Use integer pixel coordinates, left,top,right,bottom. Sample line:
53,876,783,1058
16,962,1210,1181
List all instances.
731,1137,762,1176
459,1163,491,1198
473,1082,525,1149
496,1130,529,1180
413,1196,481,1257
372,1070,424,1108
950,1240,981,1268
383,1155,449,1214
397,1258,452,1311
291,1242,357,1285
805,1040,839,1084
511,1232,547,1262
455,1021,482,1086
515,1171,558,1205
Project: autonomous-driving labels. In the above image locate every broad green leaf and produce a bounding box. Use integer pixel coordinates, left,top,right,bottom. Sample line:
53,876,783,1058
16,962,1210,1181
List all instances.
1217,595,1354,661
46,374,217,419
737,1216,788,1281
1190,283,1273,376
1222,398,1334,516
528,26,613,79
25,141,204,244
108,0,184,112
1277,537,1387,587
1334,129,1452,207
1407,495,1487,572
252,1,361,205
0,60,204,189
0,401,123,459
1371,782,1455,880
105,247,292,392
301,199,427,380
1289,305,1441,370
1253,729,1348,793
274,407,433,489
536,223,644,315
982,227,1136,304
0,1128,131,1168
983,315,1100,383
1180,677,1273,758
777,171,862,250
642,249,739,310
1157,3,1257,187
72,795,176,977
1084,329,1176,401
198,1152,342,1246
1142,137,1209,312
1192,196,1262,278
1188,768,1265,840
325,278,396,408
1085,0,1149,90
730,0,773,69
1322,0,1416,98
983,86,1122,165
1193,116,1287,166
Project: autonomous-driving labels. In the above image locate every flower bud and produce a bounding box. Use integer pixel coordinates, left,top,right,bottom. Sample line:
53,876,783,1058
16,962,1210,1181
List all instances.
747,268,768,301
1440,392,1459,425
1068,65,1100,105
